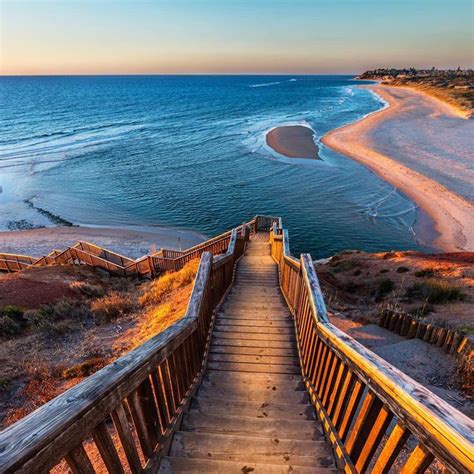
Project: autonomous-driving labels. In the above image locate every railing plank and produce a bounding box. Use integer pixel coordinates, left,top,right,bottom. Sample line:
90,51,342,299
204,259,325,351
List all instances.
111,403,142,474
92,421,124,474
371,422,410,474
65,444,95,474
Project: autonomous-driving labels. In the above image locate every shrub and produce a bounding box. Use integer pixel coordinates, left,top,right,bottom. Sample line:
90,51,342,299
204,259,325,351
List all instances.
61,357,108,379
375,279,395,301
414,268,435,278
0,305,25,321
406,279,463,304
23,299,91,333
91,292,135,323
70,281,105,298
396,266,410,273
140,259,199,307
0,316,22,338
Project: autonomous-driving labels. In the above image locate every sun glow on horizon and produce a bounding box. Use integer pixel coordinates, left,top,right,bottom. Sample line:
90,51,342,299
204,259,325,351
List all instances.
1,0,473,75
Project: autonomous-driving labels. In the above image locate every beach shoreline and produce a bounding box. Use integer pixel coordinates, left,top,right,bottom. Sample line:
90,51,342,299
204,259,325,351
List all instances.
266,125,319,159
322,84,474,252
0,225,207,260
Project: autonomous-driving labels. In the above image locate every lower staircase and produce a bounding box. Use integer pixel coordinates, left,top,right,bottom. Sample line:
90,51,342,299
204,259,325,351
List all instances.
160,235,336,472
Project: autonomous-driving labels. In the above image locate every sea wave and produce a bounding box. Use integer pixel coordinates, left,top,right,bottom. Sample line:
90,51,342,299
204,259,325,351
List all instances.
249,78,299,88
0,123,145,172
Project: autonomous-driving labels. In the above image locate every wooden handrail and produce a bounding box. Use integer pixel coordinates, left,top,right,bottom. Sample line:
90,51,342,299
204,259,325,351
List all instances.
0,220,249,473
0,217,259,277
270,222,474,473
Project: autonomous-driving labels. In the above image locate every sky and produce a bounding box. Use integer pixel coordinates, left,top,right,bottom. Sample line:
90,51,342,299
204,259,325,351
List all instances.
0,0,473,75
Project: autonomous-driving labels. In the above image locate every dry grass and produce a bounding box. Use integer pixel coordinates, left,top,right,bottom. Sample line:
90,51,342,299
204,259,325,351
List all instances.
139,259,199,306
91,292,136,323
1,259,200,429
70,281,105,298
406,279,464,304
4,360,58,426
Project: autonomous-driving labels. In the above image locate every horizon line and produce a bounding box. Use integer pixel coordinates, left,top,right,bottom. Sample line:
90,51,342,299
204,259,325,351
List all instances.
0,72,361,77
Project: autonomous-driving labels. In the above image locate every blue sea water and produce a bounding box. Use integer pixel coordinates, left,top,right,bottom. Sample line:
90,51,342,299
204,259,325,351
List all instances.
0,75,430,257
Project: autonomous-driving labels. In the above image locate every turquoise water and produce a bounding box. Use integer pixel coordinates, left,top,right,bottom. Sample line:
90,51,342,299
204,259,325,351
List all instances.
0,75,429,257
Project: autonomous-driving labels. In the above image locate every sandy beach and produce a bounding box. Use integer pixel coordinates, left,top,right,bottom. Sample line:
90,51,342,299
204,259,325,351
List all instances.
0,225,206,259
266,125,319,159
322,84,474,252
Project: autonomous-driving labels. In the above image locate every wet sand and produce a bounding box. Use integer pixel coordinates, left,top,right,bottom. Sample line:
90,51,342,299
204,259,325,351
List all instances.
0,225,207,259
266,125,319,159
322,84,474,252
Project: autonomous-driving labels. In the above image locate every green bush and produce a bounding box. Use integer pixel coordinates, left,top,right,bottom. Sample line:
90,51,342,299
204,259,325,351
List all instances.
23,299,91,333
396,266,410,273
0,316,22,338
0,305,25,320
414,268,435,278
406,279,463,304
375,279,395,301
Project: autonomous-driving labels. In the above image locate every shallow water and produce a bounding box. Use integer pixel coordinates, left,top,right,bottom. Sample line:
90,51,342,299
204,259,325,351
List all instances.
0,75,430,257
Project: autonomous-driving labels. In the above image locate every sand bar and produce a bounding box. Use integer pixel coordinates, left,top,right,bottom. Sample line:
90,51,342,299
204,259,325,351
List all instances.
266,125,319,159
322,84,474,252
0,225,207,260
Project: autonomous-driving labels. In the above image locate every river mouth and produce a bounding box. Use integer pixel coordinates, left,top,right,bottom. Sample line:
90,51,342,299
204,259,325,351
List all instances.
266,125,320,160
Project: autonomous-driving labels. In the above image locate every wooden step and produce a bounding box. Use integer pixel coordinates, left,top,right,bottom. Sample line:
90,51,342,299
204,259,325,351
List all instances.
181,412,323,440
210,344,298,357
213,331,296,342
219,309,291,319
201,374,304,392
215,318,293,328
211,338,295,349
203,370,303,385
197,382,307,403
207,352,299,367
190,397,315,420
222,303,288,312
169,432,335,468
159,456,335,473
214,324,294,335
207,361,300,374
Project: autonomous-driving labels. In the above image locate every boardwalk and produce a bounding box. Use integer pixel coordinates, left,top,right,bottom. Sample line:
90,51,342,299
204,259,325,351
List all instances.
160,235,335,472
1,217,471,474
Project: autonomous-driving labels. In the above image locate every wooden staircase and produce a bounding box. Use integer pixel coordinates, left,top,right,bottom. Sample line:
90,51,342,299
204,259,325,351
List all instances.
2,217,471,474
159,235,336,472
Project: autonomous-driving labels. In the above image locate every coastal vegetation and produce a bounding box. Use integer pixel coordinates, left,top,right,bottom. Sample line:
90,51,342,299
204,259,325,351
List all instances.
0,260,198,428
358,68,474,118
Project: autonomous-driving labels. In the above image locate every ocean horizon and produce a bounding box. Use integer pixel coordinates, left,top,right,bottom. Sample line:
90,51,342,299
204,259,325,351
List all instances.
0,75,430,257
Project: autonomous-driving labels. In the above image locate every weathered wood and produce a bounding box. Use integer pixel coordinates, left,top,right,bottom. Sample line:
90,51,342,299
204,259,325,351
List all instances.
371,422,410,473
270,219,474,474
65,444,94,474
111,403,142,473
92,420,124,474
400,444,434,473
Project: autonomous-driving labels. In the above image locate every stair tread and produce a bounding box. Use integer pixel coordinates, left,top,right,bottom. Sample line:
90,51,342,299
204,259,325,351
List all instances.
182,412,324,439
190,397,315,420
159,457,336,473
207,361,300,374
197,383,308,403
169,432,335,467
159,238,335,472
208,353,299,366
210,345,297,357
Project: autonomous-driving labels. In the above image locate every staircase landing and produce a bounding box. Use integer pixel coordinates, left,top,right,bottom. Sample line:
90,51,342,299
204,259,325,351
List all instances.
160,235,336,473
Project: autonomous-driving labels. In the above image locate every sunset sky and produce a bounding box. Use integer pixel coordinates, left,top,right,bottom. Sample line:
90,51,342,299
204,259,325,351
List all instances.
1,0,473,75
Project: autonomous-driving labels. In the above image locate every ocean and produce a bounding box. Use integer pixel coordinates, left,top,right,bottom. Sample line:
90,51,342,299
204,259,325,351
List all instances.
0,75,430,257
